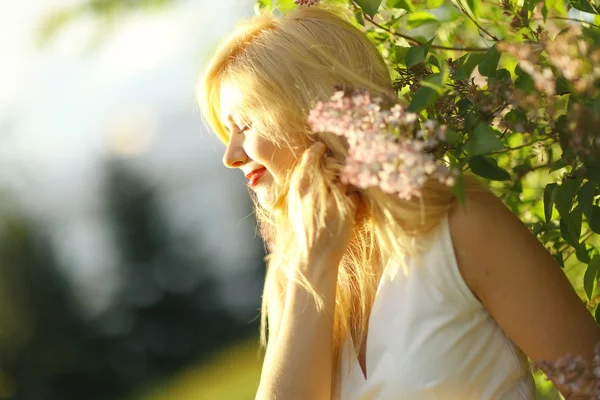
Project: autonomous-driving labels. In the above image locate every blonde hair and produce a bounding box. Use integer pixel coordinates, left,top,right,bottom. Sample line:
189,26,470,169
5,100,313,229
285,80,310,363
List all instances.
197,5,487,372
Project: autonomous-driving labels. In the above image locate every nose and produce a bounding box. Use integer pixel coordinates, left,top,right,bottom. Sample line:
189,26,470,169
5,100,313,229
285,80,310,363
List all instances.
222,140,248,169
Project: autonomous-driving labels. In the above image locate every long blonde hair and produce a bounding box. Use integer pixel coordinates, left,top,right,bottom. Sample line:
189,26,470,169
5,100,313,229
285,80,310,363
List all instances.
198,5,486,371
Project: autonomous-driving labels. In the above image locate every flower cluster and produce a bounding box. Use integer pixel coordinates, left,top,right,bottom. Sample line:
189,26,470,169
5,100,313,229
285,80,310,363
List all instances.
498,42,556,96
534,342,600,398
499,26,600,96
294,0,320,7
546,26,600,94
307,89,457,200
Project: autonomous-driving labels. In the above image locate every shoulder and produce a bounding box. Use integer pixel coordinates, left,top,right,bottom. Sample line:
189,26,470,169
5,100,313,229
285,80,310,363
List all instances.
445,188,600,370
445,189,516,302
446,188,555,303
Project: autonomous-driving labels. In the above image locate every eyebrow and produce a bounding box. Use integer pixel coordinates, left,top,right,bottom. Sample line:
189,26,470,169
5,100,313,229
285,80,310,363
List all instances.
223,114,250,132
221,114,234,133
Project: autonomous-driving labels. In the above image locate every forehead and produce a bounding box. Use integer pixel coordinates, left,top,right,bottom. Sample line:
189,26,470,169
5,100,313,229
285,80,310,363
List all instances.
218,81,244,124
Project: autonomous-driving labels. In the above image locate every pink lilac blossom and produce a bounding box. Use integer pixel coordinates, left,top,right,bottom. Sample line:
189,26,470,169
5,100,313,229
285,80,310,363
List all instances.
307,89,457,200
534,341,600,398
294,0,320,6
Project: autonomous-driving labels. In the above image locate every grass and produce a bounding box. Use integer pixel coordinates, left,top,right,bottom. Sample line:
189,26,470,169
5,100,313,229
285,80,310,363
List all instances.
125,335,563,400
128,336,263,400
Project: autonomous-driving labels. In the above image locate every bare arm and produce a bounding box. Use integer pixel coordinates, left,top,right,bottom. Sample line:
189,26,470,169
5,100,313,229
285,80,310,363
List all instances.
256,142,357,400
256,255,339,400
448,190,600,399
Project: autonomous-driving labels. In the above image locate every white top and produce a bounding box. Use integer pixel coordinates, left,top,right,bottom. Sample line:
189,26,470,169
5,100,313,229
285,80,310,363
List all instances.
335,213,536,399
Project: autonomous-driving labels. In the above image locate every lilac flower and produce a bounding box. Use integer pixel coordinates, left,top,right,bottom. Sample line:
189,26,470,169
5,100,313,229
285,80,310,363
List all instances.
294,0,320,7
534,341,600,398
307,89,457,200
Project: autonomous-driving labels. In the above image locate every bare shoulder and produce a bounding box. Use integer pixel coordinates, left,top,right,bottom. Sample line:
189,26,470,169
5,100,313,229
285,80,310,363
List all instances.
446,189,526,301
445,188,600,370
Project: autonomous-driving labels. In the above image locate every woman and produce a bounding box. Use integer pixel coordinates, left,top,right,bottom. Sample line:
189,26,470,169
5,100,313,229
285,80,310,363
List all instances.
198,5,600,399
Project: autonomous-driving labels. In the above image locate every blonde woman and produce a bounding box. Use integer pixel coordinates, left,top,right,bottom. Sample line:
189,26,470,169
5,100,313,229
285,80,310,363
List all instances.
198,6,600,400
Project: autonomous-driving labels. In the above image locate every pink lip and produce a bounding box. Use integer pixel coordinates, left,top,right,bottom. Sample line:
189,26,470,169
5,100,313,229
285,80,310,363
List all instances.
246,167,267,187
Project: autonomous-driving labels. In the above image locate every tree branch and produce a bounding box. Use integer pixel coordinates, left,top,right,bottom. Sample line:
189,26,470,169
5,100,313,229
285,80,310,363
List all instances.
454,0,499,42
487,141,543,155
362,13,489,52
532,16,599,28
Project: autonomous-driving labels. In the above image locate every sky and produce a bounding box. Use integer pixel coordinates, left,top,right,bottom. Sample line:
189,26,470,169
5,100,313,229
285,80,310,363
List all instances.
0,0,261,315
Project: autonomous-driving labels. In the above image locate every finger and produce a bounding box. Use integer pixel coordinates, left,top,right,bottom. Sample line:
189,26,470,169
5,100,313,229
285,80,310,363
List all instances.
300,142,327,166
294,143,327,195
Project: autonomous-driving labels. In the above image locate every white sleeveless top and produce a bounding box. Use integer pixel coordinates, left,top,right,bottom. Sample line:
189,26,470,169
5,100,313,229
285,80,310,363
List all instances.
335,213,536,399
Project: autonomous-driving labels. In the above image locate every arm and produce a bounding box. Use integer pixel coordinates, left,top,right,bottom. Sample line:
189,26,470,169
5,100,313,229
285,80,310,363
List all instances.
256,142,358,399
448,190,600,399
256,255,339,400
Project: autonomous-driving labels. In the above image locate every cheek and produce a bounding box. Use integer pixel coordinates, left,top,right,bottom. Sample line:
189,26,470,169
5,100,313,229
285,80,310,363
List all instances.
270,149,300,182
248,136,304,183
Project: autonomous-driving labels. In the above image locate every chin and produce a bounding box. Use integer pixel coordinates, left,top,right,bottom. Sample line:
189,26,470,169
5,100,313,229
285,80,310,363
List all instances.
251,173,278,211
255,188,276,211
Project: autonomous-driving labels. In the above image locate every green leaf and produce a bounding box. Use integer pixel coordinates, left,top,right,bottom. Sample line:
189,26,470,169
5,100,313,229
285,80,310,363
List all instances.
453,52,486,80
560,206,582,247
467,155,511,181
544,183,557,224
451,0,477,19
408,73,444,112
452,169,466,207
524,0,537,11
578,181,595,218
478,45,501,77
419,73,445,95
445,129,462,146
354,8,365,25
407,12,438,29
568,0,596,13
585,165,600,184
277,0,298,13
514,62,528,76
555,178,582,216
448,154,466,206
587,205,600,234
355,0,383,17
555,76,570,95
405,46,426,68
576,244,591,263
387,0,415,11
466,0,480,17
389,45,410,65
428,0,445,7
584,255,600,301
408,87,438,112
491,68,511,82
423,36,435,56
554,252,565,269
463,123,504,155
428,54,441,69
515,73,534,93
456,98,472,116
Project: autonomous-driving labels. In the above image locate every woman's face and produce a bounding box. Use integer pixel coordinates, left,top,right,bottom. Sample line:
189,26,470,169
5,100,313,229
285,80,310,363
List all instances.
219,83,308,209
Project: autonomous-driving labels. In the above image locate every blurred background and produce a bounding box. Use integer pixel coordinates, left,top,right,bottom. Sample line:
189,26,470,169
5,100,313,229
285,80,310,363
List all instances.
0,0,571,399
0,1,266,399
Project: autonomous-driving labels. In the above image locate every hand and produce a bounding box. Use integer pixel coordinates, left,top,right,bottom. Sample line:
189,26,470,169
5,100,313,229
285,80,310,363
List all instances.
288,142,359,265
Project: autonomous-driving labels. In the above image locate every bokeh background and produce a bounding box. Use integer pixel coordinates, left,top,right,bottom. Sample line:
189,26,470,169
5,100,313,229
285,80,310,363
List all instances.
0,1,266,399
0,1,572,399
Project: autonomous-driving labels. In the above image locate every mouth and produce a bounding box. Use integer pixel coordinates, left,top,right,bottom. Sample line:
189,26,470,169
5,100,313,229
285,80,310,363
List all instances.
246,167,267,188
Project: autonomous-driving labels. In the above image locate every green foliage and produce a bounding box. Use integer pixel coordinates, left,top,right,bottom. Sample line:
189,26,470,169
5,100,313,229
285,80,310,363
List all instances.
256,0,600,359
354,0,383,16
